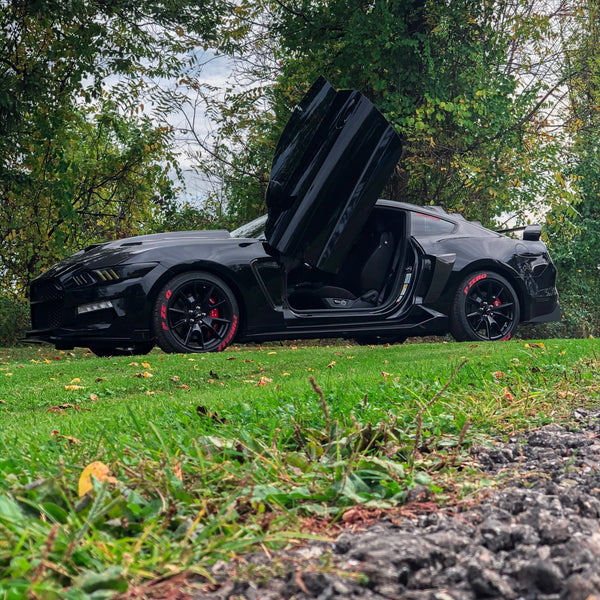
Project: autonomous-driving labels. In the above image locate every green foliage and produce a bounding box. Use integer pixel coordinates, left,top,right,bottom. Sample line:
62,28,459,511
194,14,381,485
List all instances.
0,0,227,296
0,295,30,346
191,0,581,227
541,0,600,337
1,103,179,296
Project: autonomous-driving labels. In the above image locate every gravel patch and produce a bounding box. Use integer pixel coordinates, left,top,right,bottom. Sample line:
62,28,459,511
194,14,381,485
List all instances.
193,410,600,600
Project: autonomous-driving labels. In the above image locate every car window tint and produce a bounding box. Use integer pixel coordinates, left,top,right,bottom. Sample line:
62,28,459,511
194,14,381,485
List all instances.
411,212,455,236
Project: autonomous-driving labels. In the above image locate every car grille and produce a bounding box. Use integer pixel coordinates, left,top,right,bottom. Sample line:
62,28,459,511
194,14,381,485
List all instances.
30,279,64,303
31,304,64,329
30,279,64,330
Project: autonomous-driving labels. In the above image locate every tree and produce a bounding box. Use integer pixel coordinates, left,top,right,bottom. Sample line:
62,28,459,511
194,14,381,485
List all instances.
0,0,227,296
0,102,178,295
188,0,582,228
544,0,600,336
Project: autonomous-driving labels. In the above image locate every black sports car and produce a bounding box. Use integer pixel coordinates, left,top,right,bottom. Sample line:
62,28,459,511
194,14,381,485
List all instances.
27,77,560,355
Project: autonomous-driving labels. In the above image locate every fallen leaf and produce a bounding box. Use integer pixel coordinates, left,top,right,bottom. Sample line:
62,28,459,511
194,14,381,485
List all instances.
65,385,85,391
70,378,81,384
381,371,393,381
170,376,180,382
267,351,277,355
209,370,219,379
173,463,183,481
146,390,155,396
196,405,228,424
89,394,98,401
255,376,272,387
141,362,152,369
95,377,106,382
493,371,506,379
176,384,190,391
51,431,81,445
134,372,153,378
502,387,514,401
327,361,336,369
128,362,139,366
226,356,236,361
78,461,118,497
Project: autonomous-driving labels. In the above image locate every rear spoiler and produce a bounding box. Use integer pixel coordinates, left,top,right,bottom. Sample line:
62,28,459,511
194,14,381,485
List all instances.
495,224,542,241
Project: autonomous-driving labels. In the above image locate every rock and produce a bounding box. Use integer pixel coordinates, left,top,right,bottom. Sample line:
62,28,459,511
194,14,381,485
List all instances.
517,559,563,594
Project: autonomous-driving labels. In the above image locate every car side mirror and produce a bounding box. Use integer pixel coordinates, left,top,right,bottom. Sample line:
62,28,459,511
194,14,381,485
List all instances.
523,225,542,241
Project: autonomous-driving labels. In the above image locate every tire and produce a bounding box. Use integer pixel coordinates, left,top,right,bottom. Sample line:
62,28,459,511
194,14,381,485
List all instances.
89,342,154,357
450,271,520,342
153,272,239,353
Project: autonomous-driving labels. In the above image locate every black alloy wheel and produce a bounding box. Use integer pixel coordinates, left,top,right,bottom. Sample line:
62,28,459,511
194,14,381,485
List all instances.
153,272,239,353
450,271,520,342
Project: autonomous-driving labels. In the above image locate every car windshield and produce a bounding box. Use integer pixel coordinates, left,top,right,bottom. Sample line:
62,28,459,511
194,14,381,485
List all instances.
230,214,268,240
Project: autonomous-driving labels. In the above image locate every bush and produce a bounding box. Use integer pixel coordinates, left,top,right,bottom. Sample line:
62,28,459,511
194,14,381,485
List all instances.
0,295,31,346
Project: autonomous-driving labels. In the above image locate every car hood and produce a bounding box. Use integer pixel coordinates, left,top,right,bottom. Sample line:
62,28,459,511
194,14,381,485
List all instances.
264,76,402,273
42,230,231,277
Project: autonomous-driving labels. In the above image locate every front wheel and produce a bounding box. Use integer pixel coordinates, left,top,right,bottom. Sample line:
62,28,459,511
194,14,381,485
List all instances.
153,272,239,353
450,271,520,342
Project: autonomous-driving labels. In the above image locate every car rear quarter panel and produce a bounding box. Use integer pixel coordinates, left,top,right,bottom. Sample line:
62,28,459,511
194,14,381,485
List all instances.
415,235,543,320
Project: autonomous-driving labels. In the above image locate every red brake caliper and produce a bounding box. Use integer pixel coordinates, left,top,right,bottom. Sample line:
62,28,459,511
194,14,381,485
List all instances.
493,298,502,307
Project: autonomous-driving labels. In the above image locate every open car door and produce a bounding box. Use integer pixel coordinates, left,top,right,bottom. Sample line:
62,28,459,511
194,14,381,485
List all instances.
264,76,402,274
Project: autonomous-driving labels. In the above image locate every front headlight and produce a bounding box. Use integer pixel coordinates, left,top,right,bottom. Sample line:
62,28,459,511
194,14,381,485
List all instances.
67,262,158,288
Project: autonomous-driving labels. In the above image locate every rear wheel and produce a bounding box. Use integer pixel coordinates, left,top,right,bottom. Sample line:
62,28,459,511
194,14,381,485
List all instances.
450,271,519,341
89,343,154,357
153,272,239,353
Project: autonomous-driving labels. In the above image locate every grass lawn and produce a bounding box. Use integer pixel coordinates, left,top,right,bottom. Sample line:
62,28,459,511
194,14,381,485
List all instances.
1,338,599,598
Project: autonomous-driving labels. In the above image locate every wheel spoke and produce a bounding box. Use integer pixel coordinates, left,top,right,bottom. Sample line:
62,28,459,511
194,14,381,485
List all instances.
183,325,194,346
491,302,513,313
168,307,186,315
207,316,231,325
171,317,187,328
484,318,491,339
201,285,215,306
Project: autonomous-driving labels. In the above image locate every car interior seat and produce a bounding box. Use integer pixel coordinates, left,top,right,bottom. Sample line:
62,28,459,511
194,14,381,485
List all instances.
289,231,395,309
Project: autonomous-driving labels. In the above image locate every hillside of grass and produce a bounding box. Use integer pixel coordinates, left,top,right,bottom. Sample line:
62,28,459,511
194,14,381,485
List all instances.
1,338,599,598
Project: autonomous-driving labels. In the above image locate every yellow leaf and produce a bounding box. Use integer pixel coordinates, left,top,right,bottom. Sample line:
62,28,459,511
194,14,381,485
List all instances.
78,461,118,497
141,362,152,369
70,378,81,384
65,385,85,391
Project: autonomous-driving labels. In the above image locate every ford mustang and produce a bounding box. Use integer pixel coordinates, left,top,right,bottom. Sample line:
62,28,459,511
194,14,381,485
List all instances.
27,77,560,355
